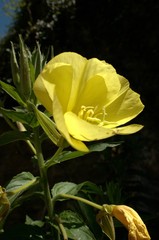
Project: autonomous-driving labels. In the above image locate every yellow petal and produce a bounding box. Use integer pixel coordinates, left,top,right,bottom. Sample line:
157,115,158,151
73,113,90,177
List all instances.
47,53,120,111
99,61,121,103
33,74,53,113
112,124,144,134
105,76,144,126
111,205,151,240
52,89,89,152
64,112,143,141
75,58,121,110
64,112,116,141
75,75,107,112
34,52,145,151
80,58,121,92
83,58,121,99
48,52,87,111
35,63,73,113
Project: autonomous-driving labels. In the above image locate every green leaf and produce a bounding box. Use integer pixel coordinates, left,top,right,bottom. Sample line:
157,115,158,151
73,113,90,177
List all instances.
78,181,103,196
6,172,37,197
0,130,30,146
77,195,102,239
52,181,103,204
46,141,121,168
59,210,96,240
6,172,37,193
52,182,78,200
25,215,44,227
29,60,36,84
96,209,115,240
88,141,122,152
34,107,62,146
46,150,85,168
0,108,38,127
0,80,26,107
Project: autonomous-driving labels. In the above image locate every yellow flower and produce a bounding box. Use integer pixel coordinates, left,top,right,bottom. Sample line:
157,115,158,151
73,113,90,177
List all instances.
103,204,151,240
33,52,144,152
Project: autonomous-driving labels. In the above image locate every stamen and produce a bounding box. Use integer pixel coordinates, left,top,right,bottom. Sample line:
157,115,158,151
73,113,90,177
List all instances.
87,117,101,124
85,109,94,120
102,106,107,121
78,106,86,118
78,105,108,126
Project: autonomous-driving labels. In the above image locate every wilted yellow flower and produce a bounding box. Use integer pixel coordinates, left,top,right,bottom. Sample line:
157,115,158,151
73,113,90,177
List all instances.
0,186,10,222
103,204,151,240
33,52,144,152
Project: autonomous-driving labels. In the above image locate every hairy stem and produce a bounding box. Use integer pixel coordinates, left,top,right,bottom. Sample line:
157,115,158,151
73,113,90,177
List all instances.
34,127,53,221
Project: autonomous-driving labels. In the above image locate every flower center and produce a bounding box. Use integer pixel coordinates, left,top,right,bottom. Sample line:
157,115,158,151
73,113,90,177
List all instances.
78,105,107,126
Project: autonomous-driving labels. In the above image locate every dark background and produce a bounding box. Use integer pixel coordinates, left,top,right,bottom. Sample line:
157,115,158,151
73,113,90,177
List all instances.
0,0,159,239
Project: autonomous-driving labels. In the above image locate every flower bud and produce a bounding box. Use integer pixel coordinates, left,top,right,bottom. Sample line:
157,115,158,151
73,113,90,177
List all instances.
10,42,20,91
19,35,31,101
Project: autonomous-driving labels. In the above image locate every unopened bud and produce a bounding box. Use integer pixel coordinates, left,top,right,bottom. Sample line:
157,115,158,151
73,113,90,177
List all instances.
19,35,31,101
10,42,20,91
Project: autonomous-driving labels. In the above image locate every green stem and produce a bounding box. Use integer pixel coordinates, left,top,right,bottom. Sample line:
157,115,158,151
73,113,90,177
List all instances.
2,114,36,155
57,193,102,210
55,215,68,240
34,127,53,221
16,121,36,155
45,146,63,169
26,139,36,155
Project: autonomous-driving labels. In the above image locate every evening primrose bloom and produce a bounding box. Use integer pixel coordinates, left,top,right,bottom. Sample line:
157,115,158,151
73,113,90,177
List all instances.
33,52,144,152
102,204,151,240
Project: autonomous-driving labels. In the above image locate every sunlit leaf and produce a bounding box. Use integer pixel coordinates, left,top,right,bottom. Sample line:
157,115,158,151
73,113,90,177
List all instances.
6,172,38,206
34,107,62,146
52,182,78,200
6,172,37,195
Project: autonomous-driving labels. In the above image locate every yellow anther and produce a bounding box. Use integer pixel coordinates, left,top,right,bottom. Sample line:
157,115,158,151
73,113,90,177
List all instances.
85,109,94,120
87,117,101,124
78,105,108,126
